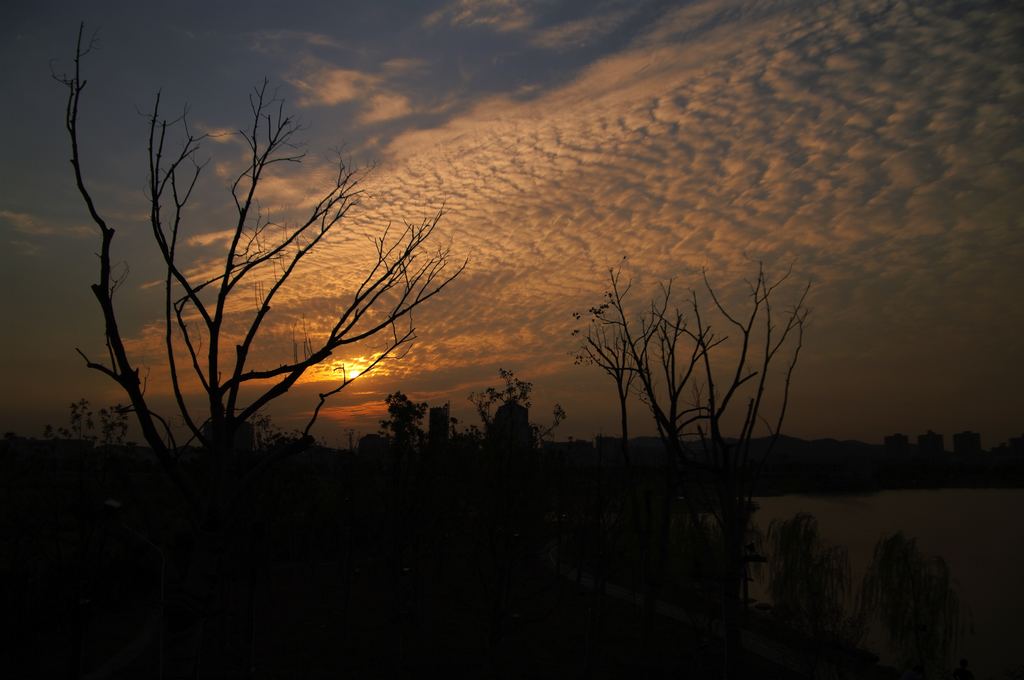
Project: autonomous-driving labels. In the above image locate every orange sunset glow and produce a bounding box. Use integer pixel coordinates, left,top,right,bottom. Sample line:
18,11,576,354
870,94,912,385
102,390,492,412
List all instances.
2,0,1021,446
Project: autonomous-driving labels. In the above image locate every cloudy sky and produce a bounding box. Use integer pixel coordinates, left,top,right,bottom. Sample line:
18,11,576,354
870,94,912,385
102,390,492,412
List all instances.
1,0,1021,447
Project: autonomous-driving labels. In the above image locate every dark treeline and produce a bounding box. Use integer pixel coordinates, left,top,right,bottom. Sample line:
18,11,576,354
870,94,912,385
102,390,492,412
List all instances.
549,434,1024,496
0,388,810,679
744,436,1024,495
0,387,732,678
3,380,977,679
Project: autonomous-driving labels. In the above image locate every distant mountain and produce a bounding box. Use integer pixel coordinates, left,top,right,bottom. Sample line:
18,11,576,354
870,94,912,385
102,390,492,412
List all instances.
755,435,885,463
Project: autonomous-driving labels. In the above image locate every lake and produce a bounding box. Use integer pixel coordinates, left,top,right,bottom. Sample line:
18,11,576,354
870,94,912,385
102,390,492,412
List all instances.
753,489,1024,677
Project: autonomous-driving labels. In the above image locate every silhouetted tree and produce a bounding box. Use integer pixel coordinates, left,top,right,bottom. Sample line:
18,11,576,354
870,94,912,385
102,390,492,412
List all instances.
586,263,808,679
574,267,638,468
97,404,129,448
381,392,428,455
573,275,642,669
45,399,95,443
379,391,428,659
460,370,563,653
860,532,963,677
469,368,534,429
38,400,130,679
56,24,462,677
766,513,866,675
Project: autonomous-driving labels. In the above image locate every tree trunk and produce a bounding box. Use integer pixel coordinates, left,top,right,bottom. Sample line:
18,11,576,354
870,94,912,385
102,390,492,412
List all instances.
721,518,745,680
722,581,743,680
164,529,223,680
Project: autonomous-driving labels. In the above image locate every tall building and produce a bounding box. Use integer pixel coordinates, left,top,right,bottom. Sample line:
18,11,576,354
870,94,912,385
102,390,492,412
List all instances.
917,430,945,455
493,401,531,449
1008,435,1024,455
428,403,450,449
953,431,982,455
884,433,910,455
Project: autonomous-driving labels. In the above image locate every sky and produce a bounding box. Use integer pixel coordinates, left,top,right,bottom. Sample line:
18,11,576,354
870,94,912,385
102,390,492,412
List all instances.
1,0,1021,448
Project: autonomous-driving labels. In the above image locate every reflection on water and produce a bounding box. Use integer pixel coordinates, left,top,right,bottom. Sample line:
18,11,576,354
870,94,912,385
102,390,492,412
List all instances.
753,489,1024,676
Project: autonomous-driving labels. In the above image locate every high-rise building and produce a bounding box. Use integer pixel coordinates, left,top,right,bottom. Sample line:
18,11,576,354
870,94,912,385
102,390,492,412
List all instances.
493,401,530,449
953,431,982,455
428,403,450,449
917,430,945,455
884,433,910,455
1008,435,1024,455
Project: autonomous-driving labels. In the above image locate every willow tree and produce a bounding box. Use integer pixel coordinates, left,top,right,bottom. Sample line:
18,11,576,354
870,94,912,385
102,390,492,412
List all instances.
57,25,462,676
767,513,866,676
860,532,963,677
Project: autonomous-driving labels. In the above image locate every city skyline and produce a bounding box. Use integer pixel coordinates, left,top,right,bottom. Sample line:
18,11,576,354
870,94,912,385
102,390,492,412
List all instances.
2,0,1022,445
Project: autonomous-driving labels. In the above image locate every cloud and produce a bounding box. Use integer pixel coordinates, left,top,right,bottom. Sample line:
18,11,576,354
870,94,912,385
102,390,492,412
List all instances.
198,125,241,144
1,209,91,238
305,0,1021,437
285,59,417,125
423,0,535,32
381,58,430,75
99,0,1024,442
186,228,237,247
530,8,635,50
288,66,381,107
1,209,53,235
248,30,348,54
313,398,389,425
360,93,413,124
8,239,41,256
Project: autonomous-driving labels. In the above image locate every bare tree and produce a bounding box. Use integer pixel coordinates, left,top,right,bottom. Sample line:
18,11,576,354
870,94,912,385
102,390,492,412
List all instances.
574,267,638,470
586,263,808,679
579,269,693,649
56,25,462,677
573,271,642,667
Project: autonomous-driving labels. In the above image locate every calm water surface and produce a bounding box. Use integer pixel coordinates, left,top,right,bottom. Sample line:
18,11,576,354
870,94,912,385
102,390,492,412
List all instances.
753,489,1024,677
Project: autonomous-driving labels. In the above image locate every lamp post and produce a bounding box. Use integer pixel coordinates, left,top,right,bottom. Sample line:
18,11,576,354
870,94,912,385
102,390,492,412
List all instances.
103,499,164,680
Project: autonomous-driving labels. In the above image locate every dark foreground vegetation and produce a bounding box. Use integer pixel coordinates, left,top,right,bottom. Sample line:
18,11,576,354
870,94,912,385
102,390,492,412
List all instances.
1,397,808,679
1,386,983,679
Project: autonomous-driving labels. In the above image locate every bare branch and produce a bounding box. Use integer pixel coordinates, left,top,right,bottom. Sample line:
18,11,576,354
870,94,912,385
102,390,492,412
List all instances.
59,25,461,531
